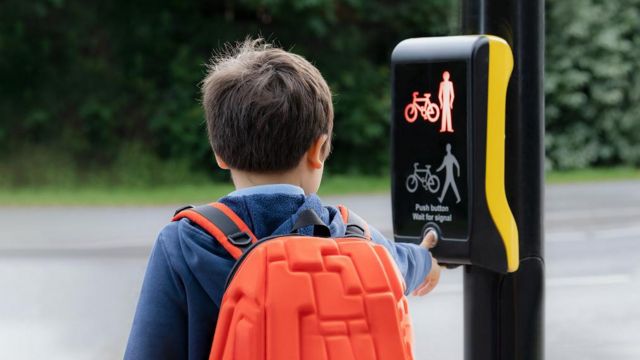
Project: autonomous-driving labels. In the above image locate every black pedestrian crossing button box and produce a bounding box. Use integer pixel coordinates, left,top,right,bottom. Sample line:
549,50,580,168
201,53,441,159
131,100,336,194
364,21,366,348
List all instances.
390,35,519,273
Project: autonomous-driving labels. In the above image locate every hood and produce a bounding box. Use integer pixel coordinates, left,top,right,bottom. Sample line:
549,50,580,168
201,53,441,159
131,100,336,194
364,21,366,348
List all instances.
218,193,346,239
172,193,346,305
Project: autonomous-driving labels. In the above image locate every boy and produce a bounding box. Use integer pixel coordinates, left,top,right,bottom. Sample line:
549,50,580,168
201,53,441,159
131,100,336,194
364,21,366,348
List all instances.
125,38,440,359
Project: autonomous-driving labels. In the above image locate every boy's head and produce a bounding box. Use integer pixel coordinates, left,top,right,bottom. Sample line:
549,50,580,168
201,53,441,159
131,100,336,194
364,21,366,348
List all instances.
201,38,333,193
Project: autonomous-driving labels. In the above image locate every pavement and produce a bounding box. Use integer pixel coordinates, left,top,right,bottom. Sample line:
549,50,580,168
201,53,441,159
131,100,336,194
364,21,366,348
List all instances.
1,181,640,359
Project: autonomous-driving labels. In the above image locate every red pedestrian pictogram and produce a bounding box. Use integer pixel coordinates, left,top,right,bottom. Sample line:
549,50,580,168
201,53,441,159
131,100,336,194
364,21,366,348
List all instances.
438,71,455,133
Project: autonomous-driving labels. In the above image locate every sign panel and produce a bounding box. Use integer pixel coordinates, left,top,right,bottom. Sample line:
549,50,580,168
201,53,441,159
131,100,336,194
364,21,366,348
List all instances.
391,35,519,273
392,61,469,240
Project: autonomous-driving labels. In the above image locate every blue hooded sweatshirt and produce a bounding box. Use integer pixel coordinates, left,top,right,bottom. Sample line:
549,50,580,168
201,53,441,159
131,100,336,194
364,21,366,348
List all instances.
125,184,431,359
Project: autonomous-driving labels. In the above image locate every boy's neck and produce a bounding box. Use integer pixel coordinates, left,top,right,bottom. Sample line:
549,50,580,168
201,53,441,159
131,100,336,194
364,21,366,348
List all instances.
230,169,304,190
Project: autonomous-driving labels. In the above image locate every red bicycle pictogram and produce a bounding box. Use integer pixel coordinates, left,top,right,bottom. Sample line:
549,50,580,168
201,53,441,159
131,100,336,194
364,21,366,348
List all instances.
404,91,440,123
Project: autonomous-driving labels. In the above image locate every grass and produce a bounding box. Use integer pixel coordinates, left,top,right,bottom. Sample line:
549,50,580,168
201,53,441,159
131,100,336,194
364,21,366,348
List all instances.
0,184,234,206
0,168,638,206
0,175,390,206
545,166,640,183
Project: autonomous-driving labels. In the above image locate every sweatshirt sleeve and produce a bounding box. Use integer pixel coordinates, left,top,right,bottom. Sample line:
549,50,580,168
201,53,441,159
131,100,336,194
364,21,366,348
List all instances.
368,226,431,294
124,233,188,359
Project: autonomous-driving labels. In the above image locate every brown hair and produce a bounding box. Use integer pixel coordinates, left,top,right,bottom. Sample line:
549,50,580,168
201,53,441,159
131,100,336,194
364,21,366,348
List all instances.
201,38,333,172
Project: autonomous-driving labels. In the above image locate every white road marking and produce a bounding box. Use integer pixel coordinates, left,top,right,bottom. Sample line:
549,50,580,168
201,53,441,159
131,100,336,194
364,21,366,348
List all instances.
547,274,632,287
546,225,640,243
596,225,640,239
546,207,640,221
546,231,586,243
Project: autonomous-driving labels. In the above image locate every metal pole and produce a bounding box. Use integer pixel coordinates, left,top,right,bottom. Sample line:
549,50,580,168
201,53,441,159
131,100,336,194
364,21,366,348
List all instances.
461,1,545,360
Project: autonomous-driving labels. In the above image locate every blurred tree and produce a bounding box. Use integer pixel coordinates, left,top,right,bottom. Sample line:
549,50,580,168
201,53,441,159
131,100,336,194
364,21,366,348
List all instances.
4,0,638,186
545,0,640,169
0,0,457,185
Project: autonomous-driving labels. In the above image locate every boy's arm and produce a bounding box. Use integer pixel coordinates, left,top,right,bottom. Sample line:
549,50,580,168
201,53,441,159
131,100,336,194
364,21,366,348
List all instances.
124,232,188,359
368,226,432,294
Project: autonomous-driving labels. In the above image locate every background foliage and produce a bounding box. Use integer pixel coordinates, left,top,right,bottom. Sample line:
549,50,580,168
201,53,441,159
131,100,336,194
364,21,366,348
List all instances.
0,0,638,187
545,0,640,169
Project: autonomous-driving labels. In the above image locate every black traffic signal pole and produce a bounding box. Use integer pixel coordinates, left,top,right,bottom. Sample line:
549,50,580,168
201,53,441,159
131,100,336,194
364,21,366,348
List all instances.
461,1,545,360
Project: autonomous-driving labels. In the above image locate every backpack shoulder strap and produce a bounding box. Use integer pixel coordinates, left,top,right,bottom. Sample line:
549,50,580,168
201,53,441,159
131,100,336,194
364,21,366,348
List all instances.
172,202,258,260
336,204,371,240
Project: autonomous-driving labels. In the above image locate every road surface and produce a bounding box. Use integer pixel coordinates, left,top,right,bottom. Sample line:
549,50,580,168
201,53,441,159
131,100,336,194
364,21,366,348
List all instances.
1,181,639,359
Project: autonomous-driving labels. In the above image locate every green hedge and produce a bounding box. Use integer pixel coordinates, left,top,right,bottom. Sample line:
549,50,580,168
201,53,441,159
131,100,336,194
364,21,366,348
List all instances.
545,0,640,169
0,0,457,186
1,0,638,187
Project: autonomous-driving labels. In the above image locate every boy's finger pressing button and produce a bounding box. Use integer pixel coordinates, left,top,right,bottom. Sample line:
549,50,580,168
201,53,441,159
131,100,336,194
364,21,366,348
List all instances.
420,228,439,249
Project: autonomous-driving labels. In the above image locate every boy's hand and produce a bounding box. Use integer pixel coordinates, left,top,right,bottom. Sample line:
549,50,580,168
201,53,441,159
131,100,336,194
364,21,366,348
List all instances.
411,230,442,296
420,229,438,249
412,254,441,296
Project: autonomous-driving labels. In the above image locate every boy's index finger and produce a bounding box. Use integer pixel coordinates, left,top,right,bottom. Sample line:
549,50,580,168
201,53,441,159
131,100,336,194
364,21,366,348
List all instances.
421,229,439,249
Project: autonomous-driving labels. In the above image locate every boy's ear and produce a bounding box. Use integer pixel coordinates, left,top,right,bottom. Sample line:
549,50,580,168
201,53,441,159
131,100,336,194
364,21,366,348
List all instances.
214,153,230,170
307,134,329,169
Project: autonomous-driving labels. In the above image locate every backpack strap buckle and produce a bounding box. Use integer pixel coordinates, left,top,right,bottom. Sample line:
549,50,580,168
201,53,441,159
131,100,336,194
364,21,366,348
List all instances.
173,205,194,216
227,231,253,247
172,202,257,259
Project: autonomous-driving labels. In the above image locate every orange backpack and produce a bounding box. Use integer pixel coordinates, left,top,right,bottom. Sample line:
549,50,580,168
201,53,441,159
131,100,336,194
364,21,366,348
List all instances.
173,202,414,360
